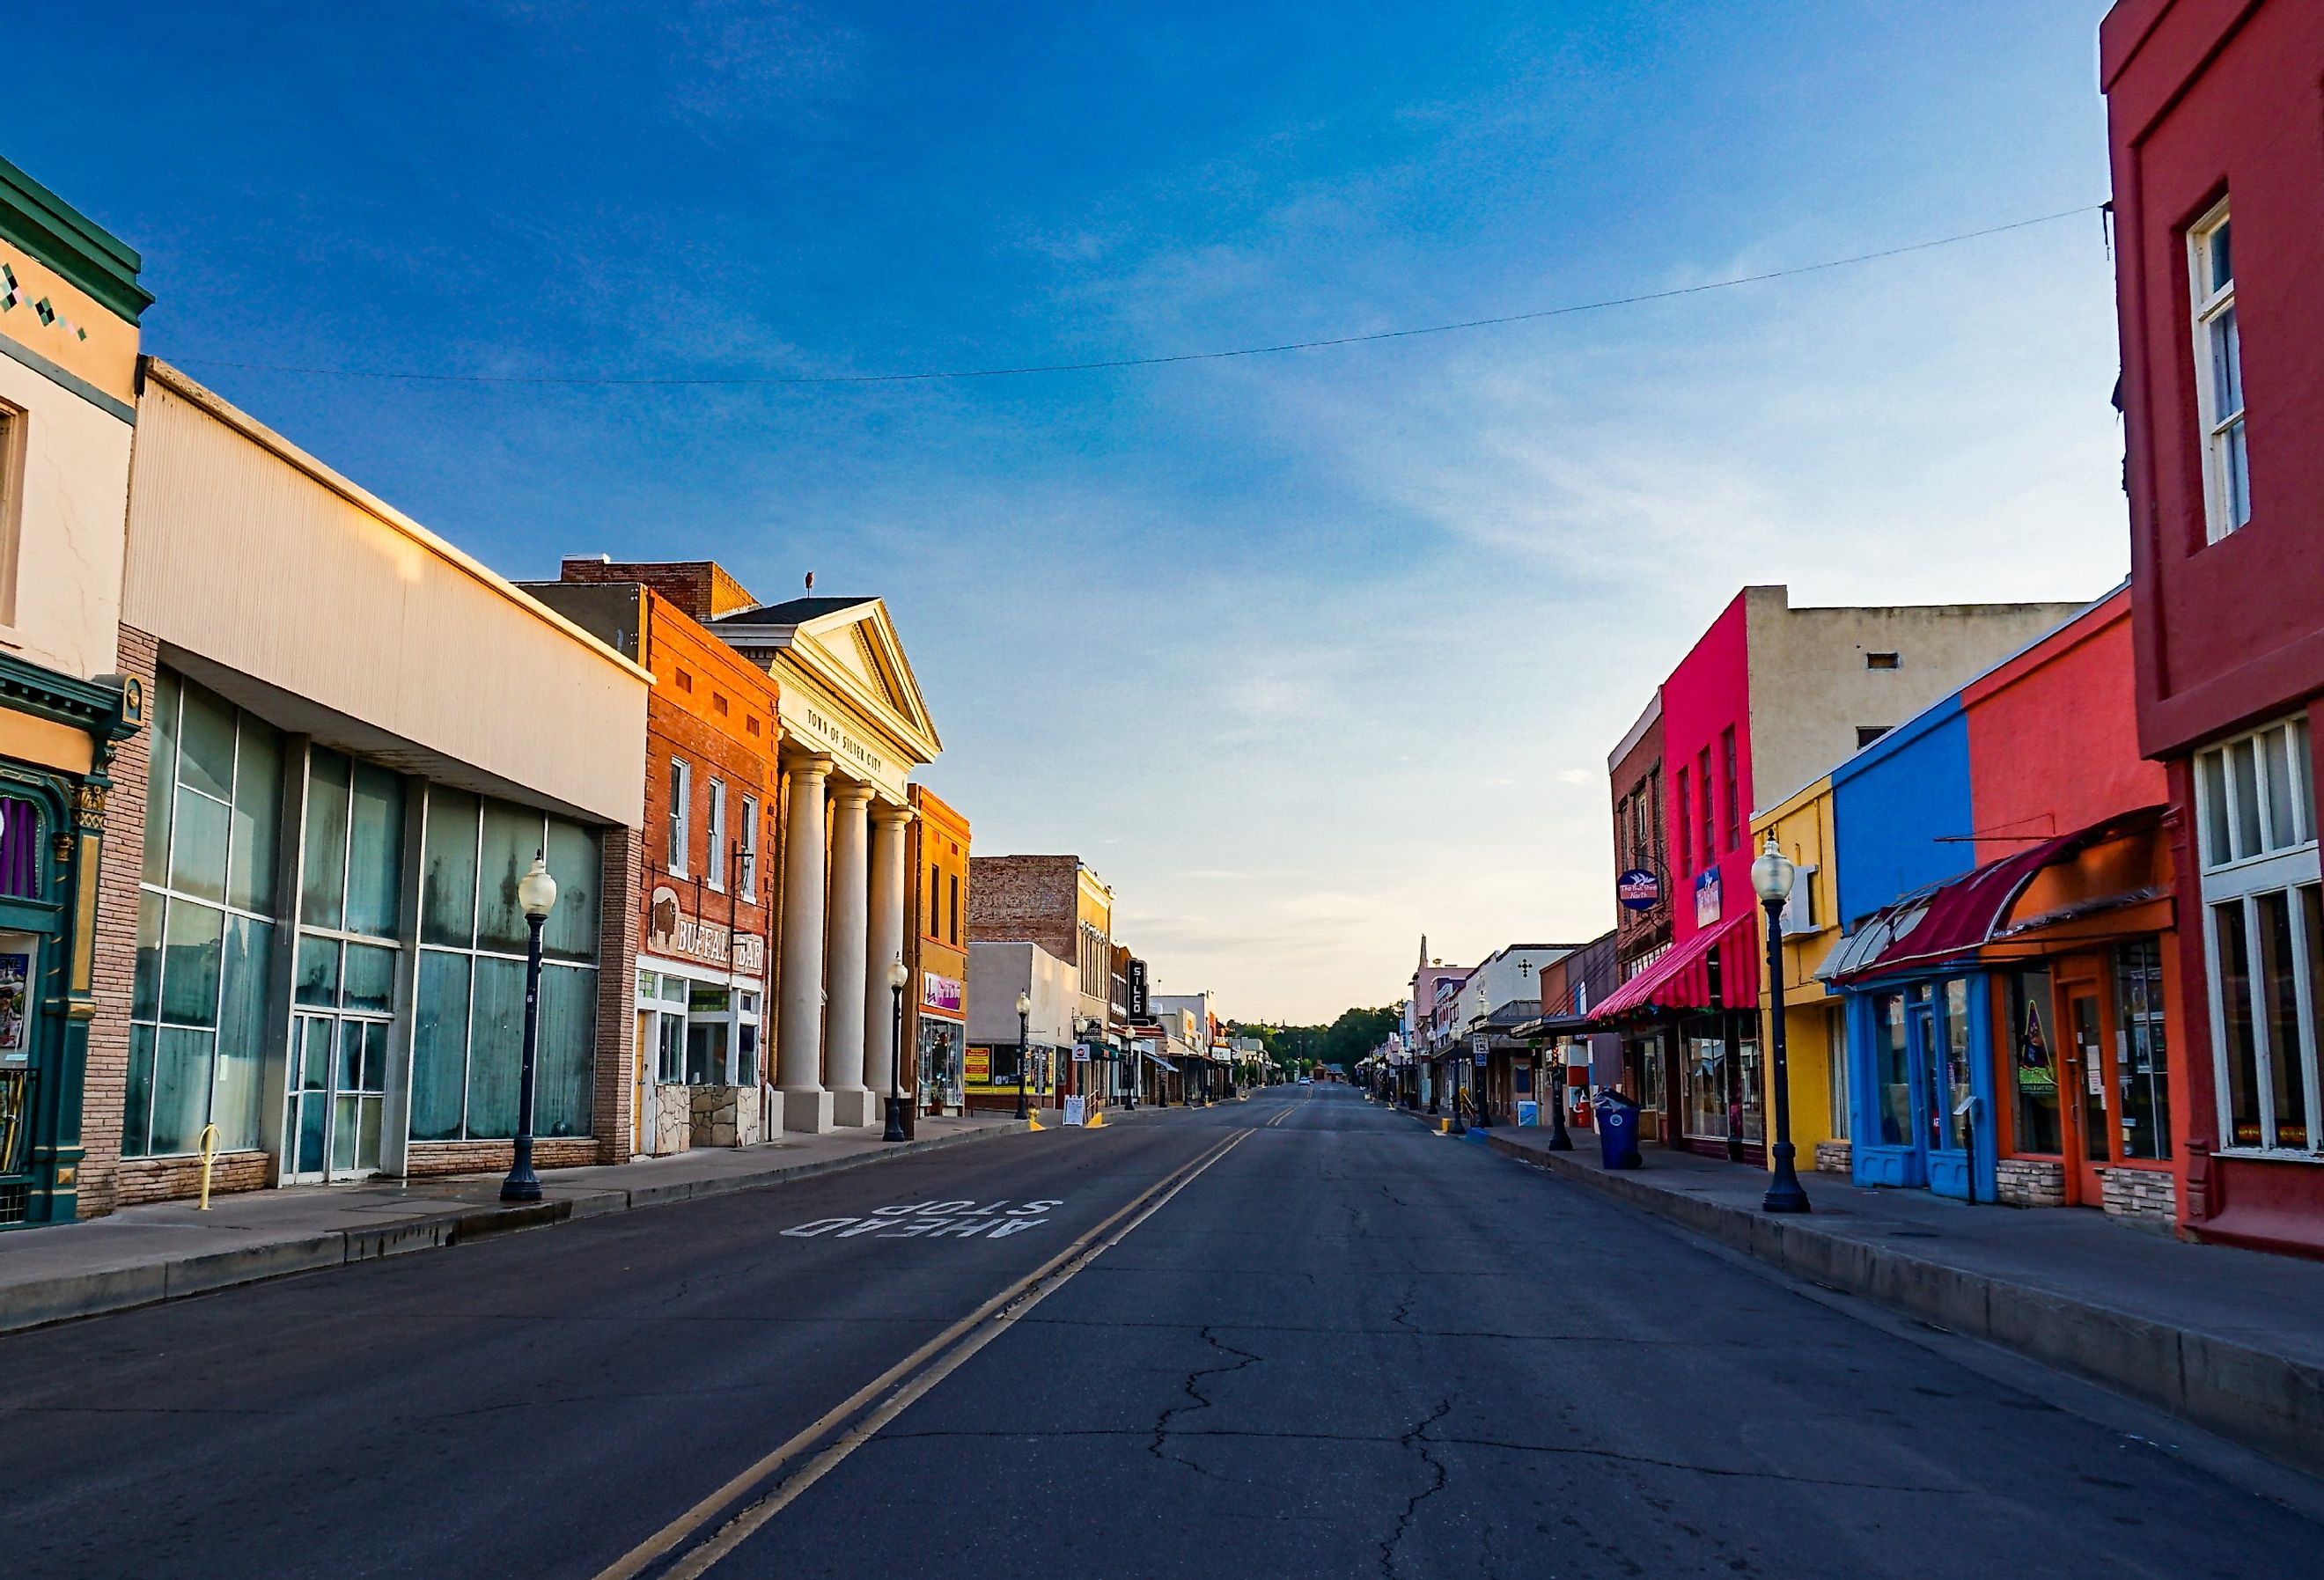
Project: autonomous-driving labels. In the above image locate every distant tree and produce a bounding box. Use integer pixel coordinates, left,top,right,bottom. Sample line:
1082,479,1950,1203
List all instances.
1229,1008,1398,1077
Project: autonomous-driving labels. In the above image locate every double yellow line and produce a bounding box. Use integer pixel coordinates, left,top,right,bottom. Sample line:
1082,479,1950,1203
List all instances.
592,1126,1254,1580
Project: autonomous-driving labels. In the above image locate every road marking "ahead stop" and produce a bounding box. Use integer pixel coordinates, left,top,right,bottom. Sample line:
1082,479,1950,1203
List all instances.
780,1199,1063,1240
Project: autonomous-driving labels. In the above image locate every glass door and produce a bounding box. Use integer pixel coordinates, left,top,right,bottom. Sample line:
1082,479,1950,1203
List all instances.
284,1013,388,1183
2067,989,2110,1204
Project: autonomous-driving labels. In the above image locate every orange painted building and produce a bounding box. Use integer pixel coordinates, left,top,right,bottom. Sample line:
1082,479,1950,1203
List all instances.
525,568,782,1157
906,785,969,1119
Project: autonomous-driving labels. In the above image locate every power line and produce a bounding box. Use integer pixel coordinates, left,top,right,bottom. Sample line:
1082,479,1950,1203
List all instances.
173,202,2100,389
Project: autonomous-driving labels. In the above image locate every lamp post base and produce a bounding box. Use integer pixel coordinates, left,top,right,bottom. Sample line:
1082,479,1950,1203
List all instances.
1761,1143,1812,1213
882,1095,908,1143
499,1170,541,1204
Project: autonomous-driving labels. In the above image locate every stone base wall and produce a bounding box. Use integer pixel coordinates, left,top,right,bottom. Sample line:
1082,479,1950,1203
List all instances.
1996,1158,2068,1208
2100,1165,2177,1228
403,1137,601,1179
652,1084,692,1155
689,1084,764,1149
1813,1141,1852,1175
114,1150,274,1207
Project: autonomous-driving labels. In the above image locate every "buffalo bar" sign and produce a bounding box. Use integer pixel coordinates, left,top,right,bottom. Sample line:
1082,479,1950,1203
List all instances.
648,886,767,974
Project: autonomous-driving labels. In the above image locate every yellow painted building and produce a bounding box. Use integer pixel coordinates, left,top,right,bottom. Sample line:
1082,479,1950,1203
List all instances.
1752,777,1850,1175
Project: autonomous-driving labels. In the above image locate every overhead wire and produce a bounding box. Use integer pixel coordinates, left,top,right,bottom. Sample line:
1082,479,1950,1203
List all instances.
171,202,2102,390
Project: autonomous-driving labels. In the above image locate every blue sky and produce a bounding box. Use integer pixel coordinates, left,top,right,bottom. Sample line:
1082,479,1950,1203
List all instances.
31,2,2124,1021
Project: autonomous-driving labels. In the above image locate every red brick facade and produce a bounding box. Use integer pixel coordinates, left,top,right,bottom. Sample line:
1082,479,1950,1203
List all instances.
78,622,160,1217
967,855,1081,963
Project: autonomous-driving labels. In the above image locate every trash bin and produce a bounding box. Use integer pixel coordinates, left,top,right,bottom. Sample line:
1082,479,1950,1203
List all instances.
1592,1092,1642,1170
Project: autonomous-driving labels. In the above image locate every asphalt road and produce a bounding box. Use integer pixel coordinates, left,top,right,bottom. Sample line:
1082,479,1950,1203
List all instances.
7,1085,2323,1579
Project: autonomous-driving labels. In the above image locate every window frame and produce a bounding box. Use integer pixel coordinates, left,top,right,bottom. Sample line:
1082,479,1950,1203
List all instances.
2195,717,2323,1160
1675,768,1693,877
704,777,727,893
0,400,23,626
737,793,758,900
2187,197,2251,543
666,759,690,878
1719,727,1739,853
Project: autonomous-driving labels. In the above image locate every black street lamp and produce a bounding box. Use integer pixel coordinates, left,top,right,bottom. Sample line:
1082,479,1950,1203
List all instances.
1014,990,1032,1121
1754,835,1811,1214
1546,1044,1573,1150
500,853,558,1203
884,958,909,1142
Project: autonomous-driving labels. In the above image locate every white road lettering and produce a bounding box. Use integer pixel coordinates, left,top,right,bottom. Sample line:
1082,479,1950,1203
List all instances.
781,1198,1065,1241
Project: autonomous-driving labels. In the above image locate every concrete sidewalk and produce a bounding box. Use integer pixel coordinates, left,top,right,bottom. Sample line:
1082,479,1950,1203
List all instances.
1421,1104,2324,1473
0,1113,1028,1334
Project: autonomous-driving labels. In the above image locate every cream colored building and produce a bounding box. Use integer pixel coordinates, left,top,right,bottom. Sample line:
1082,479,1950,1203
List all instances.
710,592,942,1130
84,362,650,1212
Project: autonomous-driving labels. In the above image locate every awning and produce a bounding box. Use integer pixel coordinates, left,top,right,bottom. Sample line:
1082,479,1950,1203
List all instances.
1832,809,2165,985
1586,912,1760,1026
1143,1049,1176,1069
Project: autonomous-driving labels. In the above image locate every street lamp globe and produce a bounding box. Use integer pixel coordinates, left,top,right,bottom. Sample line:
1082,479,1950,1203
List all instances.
887,958,911,991
518,854,558,919
1014,991,1032,1017
1750,835,1796,906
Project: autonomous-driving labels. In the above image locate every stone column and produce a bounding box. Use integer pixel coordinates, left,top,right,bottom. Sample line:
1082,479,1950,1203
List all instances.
777,756,836,1133
823,782,876,1126
864,800,913,1112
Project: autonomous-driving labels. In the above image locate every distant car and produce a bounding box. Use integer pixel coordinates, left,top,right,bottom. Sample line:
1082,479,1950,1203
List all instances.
1297,1076,1313,1085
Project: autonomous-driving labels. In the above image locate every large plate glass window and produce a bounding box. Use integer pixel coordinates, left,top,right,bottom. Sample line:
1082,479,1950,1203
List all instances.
125,670,283,1159
410,788,600,1143
2195,717,2321,1156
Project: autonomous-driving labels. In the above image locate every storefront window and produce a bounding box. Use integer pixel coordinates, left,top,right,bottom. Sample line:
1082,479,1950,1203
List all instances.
687,984,732,1084
410,788,600,1141
2196,718,2321,1155
125,670,283,1157
919,1018,962,1108
1873,993,1909,1146
1735,1030,1762,1143
2006,968,2061,1154
1681,1019,1726,1141
2112,940,2171,1162
1824,1006,1850,1140
1941,979,1974,1152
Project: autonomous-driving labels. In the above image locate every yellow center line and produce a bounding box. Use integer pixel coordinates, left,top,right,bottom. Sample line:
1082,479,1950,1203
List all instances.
590,1127,1254,1580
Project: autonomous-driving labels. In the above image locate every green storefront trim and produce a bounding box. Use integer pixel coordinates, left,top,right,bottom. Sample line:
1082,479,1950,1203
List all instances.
0,154,150,325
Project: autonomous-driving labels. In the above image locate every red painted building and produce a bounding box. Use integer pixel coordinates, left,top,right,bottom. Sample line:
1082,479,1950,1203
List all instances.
1960,588,2187,1222
2104,0,2324,1255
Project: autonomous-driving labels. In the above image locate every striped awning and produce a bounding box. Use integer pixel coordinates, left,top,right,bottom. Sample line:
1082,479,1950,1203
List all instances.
1587,911,1759,1025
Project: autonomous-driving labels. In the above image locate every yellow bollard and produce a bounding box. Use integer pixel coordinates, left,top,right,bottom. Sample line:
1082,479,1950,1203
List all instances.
196,1123,220,1210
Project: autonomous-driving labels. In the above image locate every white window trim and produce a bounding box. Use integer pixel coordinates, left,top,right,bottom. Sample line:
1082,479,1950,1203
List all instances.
2195,717,2324,1160
2187,197,2249,543
667,759,690,878
738,794,759,901
705,778,727,893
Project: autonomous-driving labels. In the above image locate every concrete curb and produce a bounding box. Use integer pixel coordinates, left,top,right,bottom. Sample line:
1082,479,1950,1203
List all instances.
1479,1129,2324,1474
0,1120,1030,1336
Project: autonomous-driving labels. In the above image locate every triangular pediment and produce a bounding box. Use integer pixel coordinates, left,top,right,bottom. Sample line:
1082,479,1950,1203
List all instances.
705,594,942,765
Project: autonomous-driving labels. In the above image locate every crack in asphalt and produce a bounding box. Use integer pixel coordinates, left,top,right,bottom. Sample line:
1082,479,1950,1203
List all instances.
1018,1314,1727,1344
871,1424,1961,1495
1147,1325,1266,1482
1379,1399,1453,1580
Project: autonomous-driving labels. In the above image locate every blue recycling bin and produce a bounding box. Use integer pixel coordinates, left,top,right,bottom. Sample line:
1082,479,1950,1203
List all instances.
1592,1092,1642,1170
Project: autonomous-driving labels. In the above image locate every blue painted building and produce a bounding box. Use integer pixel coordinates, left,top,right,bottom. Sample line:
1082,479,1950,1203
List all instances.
1828,694,1998,1202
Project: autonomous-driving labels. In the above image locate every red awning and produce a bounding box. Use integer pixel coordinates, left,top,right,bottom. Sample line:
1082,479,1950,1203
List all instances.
1832,809,2165,984
1588,912,1759,1025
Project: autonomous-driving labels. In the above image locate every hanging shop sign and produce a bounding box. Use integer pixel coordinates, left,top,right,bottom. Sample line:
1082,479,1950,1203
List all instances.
921,971,964,1016
1072,1041,1092,1063
649,886,767,974
1693,869,1723,930
1128,959,1150,1018
1617,869,1661,910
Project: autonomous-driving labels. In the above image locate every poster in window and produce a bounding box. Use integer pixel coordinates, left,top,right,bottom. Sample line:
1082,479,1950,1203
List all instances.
2014,998,2055,1093
0,941,32,1059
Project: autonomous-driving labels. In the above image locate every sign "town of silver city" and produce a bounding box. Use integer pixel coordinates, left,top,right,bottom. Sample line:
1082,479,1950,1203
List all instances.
649,886,768,974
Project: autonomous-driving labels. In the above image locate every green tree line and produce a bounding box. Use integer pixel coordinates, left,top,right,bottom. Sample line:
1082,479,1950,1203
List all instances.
1228,1006,1400,1076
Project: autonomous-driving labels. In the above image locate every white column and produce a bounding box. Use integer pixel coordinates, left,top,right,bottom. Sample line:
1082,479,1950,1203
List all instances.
823,782,876,1126
864,801,913,1111
777,756,835,1133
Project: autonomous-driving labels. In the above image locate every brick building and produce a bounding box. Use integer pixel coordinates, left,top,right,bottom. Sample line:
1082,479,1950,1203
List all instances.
967,854,1116,1108
906,785,969,1119
525,571,783,1156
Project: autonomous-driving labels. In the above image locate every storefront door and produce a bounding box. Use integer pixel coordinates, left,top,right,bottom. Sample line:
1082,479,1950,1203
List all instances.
284,1013,388,1183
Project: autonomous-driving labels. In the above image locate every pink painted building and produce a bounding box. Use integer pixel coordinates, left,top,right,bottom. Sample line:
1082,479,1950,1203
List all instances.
1593,587,2086,1162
